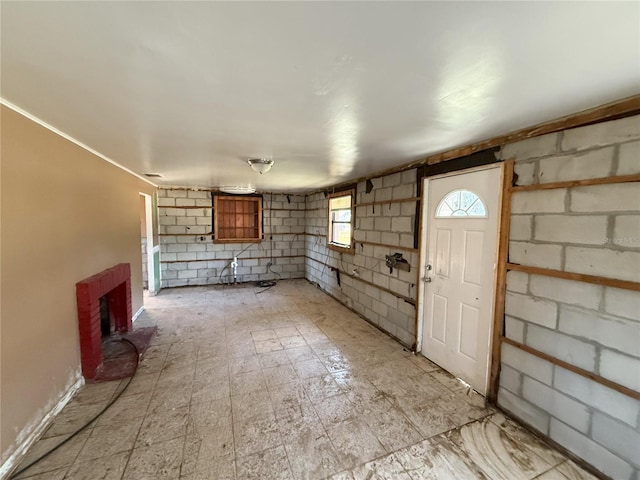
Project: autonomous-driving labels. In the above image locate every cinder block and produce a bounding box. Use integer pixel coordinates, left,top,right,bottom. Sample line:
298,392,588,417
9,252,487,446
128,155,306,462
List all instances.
499,364,522,394
162,269,178,279
158,197,176,207
187,243,207,252
497,387,550,434
177,252,198,261
527,325,596,372
375,187,393,202
186,209,206,217
500,133,559,160
510,215,532,241
159,216,176,226
402,169,417,185
391,217,412,233
381,232,399,245
374,217,391,231
165,226,189,235
509,242,562,270
538,147,614,184
565,247,640,283
392,184,415,200
604,287,640,321
162,207,187,217
505,291,557,328
401,202,416,216
380,291,399,310
176,198,196,207
618,140,640,175
167,189,190,198
562,115,640,151
534,215,607,245
506,271,529,294
553,366,639,428
600,349,640,392
570,183,640,213
195,199,211,207
514,161,536,186
176,216,196,226
359,217,374,231
529,275,602,310
399,234,414,249
167,244,187,253
161,253,177,262
501,343,553,385
592,412,640,467
168,262,187,271
613,215,640,249
382,172,402,187
178,269,197,279
505,316,525,343
549,419,633,480
522,377,590,433
559,305,640,357
187,190,210,199
512,189,566,214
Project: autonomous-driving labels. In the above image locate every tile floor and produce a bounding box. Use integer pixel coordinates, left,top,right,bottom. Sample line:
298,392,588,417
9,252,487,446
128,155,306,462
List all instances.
13,280,598,480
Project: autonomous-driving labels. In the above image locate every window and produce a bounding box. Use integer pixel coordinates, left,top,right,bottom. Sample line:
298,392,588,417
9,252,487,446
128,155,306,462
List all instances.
435,189,487,218
213,195,262,243
327,190,354,253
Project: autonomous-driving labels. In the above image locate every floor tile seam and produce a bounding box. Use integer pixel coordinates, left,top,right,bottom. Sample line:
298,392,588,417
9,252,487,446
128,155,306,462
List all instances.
13,443,76,480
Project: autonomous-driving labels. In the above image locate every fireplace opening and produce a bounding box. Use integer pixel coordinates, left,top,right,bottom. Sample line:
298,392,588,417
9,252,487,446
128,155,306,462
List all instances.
99,295,112,337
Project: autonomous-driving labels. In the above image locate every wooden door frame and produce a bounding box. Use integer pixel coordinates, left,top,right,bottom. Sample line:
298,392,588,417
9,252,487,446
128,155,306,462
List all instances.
416,162,506,396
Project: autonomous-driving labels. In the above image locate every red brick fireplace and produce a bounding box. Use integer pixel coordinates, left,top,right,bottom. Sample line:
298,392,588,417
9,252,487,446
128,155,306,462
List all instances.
76,263,132,380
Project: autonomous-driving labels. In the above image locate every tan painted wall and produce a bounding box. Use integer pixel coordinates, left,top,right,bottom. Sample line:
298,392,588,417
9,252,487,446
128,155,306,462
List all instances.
0,105,155,464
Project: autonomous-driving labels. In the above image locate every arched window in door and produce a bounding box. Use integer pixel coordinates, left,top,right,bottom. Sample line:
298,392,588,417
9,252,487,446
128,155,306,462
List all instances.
435,189,487,218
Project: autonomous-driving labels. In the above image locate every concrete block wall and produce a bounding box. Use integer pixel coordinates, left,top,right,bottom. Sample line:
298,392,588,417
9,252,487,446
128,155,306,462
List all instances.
305,170,419,347
158,188,305,287
498,115,640,480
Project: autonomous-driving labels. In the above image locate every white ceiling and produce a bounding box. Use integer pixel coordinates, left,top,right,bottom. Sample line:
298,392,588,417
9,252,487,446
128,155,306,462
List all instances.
2,2,639,192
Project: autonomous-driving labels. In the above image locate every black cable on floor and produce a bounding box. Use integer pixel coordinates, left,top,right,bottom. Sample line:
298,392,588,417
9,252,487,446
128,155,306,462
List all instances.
9,338,141,479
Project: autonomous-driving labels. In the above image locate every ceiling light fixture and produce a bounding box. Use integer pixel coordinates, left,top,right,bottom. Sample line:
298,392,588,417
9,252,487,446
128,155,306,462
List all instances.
248,158,274,174
219,186,256,195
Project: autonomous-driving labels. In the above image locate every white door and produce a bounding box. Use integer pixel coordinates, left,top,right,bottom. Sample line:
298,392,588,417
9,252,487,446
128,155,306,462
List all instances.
420,166,501,395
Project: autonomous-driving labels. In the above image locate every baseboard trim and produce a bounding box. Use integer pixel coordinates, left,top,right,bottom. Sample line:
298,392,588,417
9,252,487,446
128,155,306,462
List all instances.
0,372,84,479
132,305,145,323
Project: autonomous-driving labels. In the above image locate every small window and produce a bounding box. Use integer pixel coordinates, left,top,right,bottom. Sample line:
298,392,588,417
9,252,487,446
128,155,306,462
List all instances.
327,190,354,253
435,189,487,218
213,195,262,243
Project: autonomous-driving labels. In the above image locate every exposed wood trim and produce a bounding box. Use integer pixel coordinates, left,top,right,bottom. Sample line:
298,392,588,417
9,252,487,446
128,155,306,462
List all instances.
159,233,212,237
266,208,306,211
160,255,303,264
355,197,420,208
304,207,324,212
355,240,418,253
502,337,640,401
511,173,640,192
304,255,416,305
488,160,514,404
507,263,640,292
159,205,213,209
305,94,640,195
